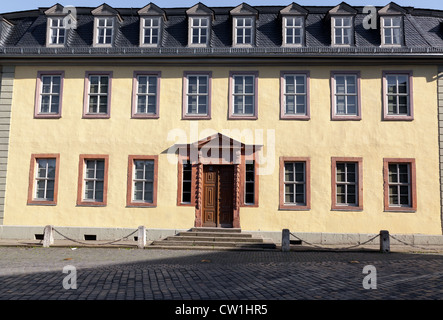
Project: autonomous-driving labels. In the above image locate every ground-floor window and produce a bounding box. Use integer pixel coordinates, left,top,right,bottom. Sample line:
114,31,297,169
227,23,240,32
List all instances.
127,155,158,207
77,155,109,206
27,154,60,205
331,157,363,211
383,158,416,211
279,157,310,210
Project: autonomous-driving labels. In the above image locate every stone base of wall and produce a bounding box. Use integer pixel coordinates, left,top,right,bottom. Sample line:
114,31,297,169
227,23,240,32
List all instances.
1,225,443,246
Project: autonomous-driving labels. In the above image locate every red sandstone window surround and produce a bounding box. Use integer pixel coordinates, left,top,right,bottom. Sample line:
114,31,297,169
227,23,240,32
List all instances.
27,154,60,206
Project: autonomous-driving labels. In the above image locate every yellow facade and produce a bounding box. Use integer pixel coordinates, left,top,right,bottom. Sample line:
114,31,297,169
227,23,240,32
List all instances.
3,64,441,235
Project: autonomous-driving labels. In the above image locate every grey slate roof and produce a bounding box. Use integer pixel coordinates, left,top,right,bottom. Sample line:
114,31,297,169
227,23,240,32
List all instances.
1,3,443,57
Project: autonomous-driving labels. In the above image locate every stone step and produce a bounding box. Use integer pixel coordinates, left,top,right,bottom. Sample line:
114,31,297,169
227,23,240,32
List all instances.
163,235,264,243
177,231,252,238
151,240,276,249
190,227,242,233
147,245,276,251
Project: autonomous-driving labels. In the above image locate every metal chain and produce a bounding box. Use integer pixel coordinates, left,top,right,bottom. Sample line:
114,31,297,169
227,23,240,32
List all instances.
53,228,138,246
290,232,380,251
389,234,439,252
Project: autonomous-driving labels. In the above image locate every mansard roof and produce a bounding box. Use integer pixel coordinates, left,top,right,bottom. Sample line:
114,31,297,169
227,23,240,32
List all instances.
0,3,443,58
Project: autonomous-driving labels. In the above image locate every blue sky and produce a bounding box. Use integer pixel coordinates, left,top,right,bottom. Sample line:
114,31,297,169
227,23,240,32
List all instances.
1,0,443,13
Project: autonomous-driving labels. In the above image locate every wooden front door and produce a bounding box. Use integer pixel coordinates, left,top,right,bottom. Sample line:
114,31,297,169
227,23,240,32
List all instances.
202,165,234,228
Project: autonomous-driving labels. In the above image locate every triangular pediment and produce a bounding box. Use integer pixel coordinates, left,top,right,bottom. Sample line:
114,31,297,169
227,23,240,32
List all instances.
44,4,66,16
328,2,357,16
186,3,214,18
91,3,122,21
378,2,406,15
230,3,258,17
138,3,167,20
280,3,308,16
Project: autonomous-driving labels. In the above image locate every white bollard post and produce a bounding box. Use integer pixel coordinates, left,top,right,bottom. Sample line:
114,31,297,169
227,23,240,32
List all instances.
282,229,290,252
43,225,54,248
380,230,390,253
138,226,146,249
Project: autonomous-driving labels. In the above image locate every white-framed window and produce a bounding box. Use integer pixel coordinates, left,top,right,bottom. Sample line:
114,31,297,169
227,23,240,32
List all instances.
189,17,210,46
34,158,57,202
83,159,105,203
283,74,307,116
386,74,410,116
332,73,359,118
387,163,411,207
283,16,304,46
184,73,210,117
141,17,161,46
39,74,62,115
132,159,155,204
87,74,110,115
231,74,256,117
233,17,254,46
284,161,306,206
95,17,114,46
382,16,402,46
47,17,66,46
136,75,158,115
332,16,353,46
335,162,358,206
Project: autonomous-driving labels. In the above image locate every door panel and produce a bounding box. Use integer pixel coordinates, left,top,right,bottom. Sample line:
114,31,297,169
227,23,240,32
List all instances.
202,165,234,227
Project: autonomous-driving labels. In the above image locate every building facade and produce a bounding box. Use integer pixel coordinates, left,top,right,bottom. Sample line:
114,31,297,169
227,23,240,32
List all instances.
0,2,443,237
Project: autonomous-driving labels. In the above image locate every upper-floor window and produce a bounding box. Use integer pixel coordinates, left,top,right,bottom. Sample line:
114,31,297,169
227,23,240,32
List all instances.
332,17,353,46
47,17,66,46
141,17,161,46
189,17,210,46
331,71,361,120
280,71,309,120
229,72,258,119
233,17,254,46
283,16,304,46
83,72,112,119
183,72,211,119
381,16,403,46
132,72,160,119
94,17,114,46
382,71,413,121
35,71,64,118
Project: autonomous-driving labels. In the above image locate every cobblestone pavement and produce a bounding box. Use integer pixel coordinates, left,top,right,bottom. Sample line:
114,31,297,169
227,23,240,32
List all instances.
1,246,443,302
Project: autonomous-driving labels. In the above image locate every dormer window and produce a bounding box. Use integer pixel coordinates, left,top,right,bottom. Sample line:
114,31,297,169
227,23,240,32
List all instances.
141,17,161,46
91,4,122,47
44,4,75,47
189,17,210,46
332,17,353,45
378,3,406,47
280,3,308,47
327,3,357,47
48,17,66,46
381,16,402,46
138,3,166,47
230,3,258,47
283,16,304,46
234,17,254,46
95,17,114,46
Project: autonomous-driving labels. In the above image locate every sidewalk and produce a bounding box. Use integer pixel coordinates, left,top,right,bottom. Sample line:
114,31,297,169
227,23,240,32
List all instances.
1,238,443,254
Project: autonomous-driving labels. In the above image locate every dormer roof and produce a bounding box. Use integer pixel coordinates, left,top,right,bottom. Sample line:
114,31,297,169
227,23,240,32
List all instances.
280,3,309,16
91,3,123,22
230,3,259,18
138,3,167,21
378,2,407,15
186,3,215,19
